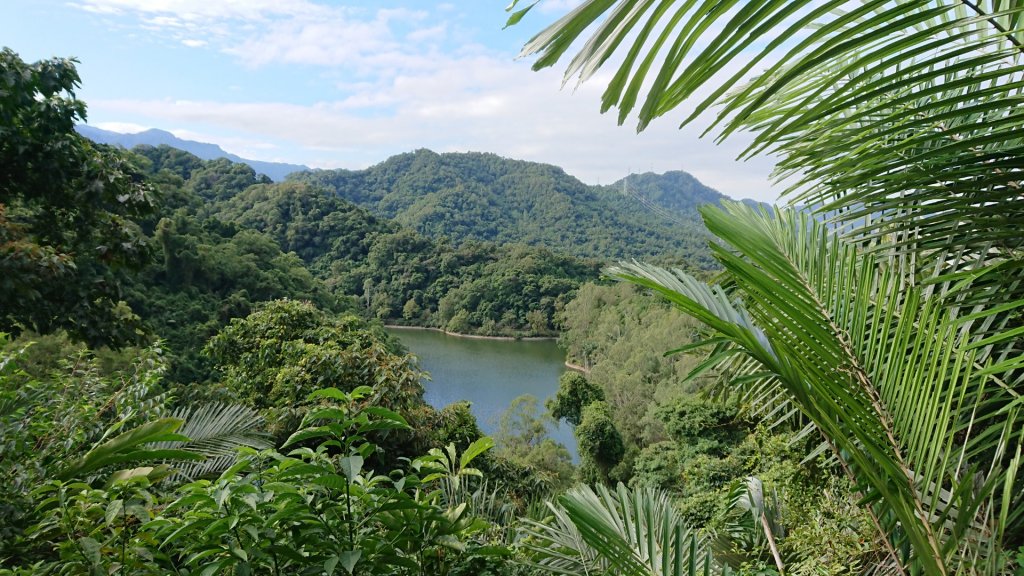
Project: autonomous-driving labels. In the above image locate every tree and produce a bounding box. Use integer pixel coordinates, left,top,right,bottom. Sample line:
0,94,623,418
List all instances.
205,299,423,443
496,394,550,455
547,371,604,427
402,297,421,320
494,394,575,487
576,401,624,484
525,308,549,333
515,1,1023,573
0,49,156,347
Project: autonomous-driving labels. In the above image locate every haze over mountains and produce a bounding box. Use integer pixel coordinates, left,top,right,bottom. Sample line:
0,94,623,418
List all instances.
76,125,309,182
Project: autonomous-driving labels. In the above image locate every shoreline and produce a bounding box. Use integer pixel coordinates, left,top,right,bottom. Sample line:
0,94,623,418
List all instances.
384,324,558,342
564,361,590,374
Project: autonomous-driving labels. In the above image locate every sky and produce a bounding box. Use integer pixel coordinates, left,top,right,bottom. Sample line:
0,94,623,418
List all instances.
1,0,782,202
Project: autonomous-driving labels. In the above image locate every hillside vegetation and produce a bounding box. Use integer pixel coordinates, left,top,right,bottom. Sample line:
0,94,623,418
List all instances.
294,149,723,268
115,144,600,382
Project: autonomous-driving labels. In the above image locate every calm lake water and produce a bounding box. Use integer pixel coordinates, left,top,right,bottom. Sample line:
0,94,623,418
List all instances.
386,327,578,460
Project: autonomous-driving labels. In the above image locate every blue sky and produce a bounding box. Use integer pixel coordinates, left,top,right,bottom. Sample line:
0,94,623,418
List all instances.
1,0,780,201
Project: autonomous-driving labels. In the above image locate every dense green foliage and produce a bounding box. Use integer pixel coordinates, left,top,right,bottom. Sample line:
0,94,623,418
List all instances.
0,49,155,348
0,336,171,553
204,300,421,439
129,147,599,353
552,282,881,572
557,282,707,450
546,372,603,427
0,301,558,575
516,0,1024,572
117,152,345,384
0,345,520,575
211,175,599,336
8,139,603,384
294,149,719,268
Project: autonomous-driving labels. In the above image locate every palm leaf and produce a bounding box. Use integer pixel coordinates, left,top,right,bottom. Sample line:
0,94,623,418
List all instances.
517,0,1024,316
712,476,785,572
58,418,198,480
152,402,272,482
609,203,1023,573
523,483,723,576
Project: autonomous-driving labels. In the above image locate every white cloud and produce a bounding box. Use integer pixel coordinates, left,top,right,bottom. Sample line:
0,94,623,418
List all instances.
92,121,151,133
225,12,400,68
170,128,281,156
76,0,782,201
91,50,782,201
75,0,454,74
74,0,322,21
406,24,447,43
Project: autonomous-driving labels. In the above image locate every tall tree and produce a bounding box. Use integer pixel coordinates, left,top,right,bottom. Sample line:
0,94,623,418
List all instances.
0,49,155,347
514,1,1023,573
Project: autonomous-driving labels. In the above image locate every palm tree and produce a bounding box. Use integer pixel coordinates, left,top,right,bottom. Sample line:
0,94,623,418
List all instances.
512,1,1023,573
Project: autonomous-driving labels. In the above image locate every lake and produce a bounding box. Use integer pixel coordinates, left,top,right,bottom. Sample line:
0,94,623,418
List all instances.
386,327,578,460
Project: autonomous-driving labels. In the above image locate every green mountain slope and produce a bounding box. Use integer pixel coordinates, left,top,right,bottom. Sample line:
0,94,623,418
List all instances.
293,149,730,269
127,146,598,367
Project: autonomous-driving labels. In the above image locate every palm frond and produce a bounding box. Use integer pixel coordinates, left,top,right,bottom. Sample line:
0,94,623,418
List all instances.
518,0,1024,311
523,483,723,576
610,203,1024,573
152,402,272,482
712,477,786,572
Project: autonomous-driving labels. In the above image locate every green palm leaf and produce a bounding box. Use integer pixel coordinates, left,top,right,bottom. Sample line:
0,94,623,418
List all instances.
610,203,1023,573
152,402,272,481
516,0,1024,316
58,418,198,480
523,483,722,576
517,3,1023,572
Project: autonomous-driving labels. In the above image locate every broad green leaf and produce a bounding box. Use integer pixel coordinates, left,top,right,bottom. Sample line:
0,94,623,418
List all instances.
339,549,361,574
60,418,199,480
459,436,494,470
338,455,364,483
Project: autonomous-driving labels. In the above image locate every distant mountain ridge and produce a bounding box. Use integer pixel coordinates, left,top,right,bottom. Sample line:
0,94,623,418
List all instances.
292,149,747,268
76,125,309,182
78,125,754,268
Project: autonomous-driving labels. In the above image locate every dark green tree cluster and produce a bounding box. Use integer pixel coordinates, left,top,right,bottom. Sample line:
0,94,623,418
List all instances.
205,300,421,442
115,153,347,384
0,49,155,348
179,161,600,337
557,282,709,450
546,371,603,426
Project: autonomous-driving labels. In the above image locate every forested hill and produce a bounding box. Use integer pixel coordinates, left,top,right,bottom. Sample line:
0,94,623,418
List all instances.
599,170,759,214
117,145,598,382
292,149,729,269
